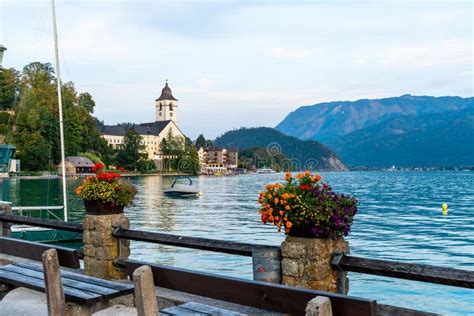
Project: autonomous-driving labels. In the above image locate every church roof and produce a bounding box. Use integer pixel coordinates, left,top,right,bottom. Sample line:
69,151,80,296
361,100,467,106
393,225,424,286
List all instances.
156,81,178,101
100,120,173,136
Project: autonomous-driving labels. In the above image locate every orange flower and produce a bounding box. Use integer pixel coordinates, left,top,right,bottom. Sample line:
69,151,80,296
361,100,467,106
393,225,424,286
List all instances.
279,210,284,215
285,172,292,180
305,170,311,176
275,216,280,221
274,198,279,204
285,221,293,228
285,205,290,211
315,174,322,182
267,194,272,199
296,173,304,179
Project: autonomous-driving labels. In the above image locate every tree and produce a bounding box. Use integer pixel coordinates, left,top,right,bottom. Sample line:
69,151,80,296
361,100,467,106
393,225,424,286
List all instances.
195,134,206,148
2,61,115,171
0,68,19,109
160,131,199,175
115,129,145,171
78,92,95,113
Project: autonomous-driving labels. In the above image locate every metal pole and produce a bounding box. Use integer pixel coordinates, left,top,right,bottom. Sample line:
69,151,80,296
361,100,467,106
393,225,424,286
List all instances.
51,0,68,222
0,45,6,67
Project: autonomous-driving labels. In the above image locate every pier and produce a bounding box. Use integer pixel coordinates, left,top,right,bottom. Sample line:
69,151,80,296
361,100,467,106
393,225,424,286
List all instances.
0,210,473,315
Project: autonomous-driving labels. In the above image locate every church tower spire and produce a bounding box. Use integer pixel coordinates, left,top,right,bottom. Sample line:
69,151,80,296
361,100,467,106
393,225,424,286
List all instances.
155,80,179,124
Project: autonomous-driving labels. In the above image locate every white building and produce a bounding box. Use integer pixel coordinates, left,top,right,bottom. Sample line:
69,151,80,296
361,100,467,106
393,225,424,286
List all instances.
101,81,185,163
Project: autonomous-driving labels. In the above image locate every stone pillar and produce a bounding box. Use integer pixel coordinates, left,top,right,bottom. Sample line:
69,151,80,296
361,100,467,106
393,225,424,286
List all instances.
0,202,12,237
281,236,349,294
83,213,130,280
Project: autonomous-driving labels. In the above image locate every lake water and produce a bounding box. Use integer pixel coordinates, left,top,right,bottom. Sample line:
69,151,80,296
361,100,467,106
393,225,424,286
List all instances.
1,171,473,315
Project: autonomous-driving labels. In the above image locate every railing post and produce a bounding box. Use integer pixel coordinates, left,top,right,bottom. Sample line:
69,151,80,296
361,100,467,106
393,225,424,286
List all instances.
83,212,130,280
252,248,281,284
281,236,349,294
0,202,12,237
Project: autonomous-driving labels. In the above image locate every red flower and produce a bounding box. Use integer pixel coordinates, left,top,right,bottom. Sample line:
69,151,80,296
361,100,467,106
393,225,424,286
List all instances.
323,183,329,190
299,184,310,191
92,162,104,172
118,167,126,172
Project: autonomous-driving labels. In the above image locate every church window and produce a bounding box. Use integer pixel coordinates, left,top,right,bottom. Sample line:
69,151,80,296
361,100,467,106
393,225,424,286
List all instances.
159,112,162,116
170,112,173,117
169,103,173,111
159,103,163,111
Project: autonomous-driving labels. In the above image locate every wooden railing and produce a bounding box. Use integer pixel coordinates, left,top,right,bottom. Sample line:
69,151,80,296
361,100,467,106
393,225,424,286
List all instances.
1,213,473,291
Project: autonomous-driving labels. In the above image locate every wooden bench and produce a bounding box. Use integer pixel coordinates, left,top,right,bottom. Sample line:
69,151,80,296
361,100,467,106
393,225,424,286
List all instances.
0,237,135,315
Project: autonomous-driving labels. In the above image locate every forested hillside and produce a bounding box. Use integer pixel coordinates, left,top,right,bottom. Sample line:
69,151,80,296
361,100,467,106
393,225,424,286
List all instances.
214,127,347,171
0,62,112,171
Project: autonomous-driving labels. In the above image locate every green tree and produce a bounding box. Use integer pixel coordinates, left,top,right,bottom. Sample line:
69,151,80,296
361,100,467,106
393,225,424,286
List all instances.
115,129,155,172
77,92,95,113
195,134,206,148
3,61,115,171
0,68,19,109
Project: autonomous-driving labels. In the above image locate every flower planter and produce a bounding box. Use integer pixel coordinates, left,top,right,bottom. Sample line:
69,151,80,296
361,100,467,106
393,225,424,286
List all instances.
281,235,349,294
83,200,124,215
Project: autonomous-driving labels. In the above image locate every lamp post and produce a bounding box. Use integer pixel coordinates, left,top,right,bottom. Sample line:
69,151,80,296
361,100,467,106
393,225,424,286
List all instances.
0,45,6,67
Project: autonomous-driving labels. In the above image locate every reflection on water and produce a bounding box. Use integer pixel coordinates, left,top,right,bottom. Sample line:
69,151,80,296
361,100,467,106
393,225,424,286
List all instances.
1,172,473,314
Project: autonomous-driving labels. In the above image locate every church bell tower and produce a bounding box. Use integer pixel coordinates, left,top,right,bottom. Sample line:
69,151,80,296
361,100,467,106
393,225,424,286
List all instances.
155,80,178,124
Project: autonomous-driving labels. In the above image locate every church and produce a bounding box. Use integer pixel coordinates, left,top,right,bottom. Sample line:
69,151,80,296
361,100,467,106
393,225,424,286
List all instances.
100,81,185,164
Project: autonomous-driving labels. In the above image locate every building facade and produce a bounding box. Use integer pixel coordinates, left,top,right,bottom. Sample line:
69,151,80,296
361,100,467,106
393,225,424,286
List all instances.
197,147,238,174
100,81,185,164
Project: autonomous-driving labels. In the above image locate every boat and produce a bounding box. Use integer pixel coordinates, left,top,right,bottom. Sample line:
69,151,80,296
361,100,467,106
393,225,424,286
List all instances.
257,167,276,174
163,177,200,197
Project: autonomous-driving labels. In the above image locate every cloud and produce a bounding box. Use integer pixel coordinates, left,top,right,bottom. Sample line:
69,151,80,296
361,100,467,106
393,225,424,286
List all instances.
265,47,320,60
196,78,215,88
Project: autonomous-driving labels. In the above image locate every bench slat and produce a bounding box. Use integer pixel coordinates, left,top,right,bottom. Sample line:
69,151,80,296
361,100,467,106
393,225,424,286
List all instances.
160,305,210,316
0,264,117,297
179,302,243,316
0,269,99,304
0,236,80,269
13,262,133,293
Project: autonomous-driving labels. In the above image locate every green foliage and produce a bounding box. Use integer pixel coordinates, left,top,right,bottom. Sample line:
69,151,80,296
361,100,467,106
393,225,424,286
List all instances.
0,68,18,109
0,62,112,171
214,127,346,171
115,129,156,173
161,131,199,175
195,134,206,147
239,147,295,171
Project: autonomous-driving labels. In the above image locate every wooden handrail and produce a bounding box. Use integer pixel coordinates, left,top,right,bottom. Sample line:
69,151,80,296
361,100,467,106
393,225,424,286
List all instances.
332,254,474,289
113,227,280,257
0,214,83,233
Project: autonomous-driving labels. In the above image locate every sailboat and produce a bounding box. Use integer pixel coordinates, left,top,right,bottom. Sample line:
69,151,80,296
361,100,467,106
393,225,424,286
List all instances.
5,0,79,242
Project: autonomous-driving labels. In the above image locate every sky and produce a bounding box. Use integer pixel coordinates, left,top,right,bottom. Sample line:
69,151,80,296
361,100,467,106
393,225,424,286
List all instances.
1,0,472,139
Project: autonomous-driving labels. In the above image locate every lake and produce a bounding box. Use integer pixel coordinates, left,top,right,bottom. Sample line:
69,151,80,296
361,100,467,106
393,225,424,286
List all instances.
1,171,473,315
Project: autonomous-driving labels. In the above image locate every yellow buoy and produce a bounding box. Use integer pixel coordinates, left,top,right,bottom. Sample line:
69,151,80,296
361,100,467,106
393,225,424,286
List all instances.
442,203,448,216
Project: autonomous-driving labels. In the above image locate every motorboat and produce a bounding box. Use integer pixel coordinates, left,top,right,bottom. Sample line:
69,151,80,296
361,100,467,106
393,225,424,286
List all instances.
257,167,276,174
163,177,200,197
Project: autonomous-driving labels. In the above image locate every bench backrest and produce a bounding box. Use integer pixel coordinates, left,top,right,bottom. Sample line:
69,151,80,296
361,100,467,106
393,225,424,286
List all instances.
124,259,377,316
0,236,80,269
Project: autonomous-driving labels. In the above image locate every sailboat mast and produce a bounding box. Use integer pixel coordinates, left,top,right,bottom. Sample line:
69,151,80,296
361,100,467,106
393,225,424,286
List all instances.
51,0,68,222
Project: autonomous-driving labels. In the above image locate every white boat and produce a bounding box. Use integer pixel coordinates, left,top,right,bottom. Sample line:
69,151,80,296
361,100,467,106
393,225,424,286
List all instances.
163,177,200,197
257,167,276,174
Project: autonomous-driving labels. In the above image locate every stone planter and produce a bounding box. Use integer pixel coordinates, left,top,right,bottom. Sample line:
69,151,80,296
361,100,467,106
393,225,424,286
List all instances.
281,236,349,294
83,200,124,215
83,213,130,280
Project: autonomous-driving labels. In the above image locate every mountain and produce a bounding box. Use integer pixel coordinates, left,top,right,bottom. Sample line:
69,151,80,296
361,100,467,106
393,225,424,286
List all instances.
239,147,297,171
331,108,474,167
276,95,472,142
276,95,474,167
214,127,348,171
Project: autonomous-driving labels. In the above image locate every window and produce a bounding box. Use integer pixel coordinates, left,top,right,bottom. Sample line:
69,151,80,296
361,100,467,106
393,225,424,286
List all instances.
170,113,173,117
169,103,173,111
159,112,162,116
